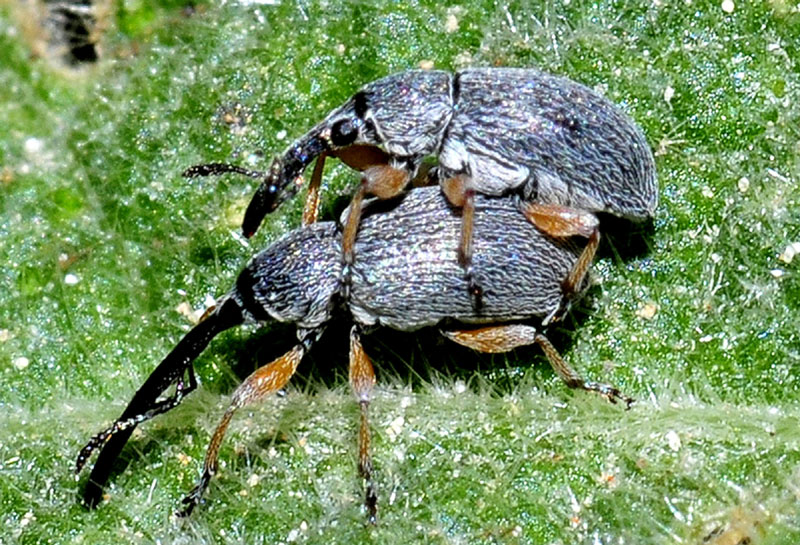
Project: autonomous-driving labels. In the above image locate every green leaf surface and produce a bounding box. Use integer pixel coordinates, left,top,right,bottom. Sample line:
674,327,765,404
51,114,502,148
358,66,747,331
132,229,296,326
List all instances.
1,1,799,543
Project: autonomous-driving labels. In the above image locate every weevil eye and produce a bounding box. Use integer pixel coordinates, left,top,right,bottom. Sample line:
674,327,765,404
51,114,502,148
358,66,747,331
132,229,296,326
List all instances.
330,119,359,147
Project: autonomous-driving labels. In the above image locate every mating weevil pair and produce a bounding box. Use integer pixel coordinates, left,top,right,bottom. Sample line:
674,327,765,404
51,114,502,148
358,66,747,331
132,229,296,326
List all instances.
75,187,632,521
186,67,656,306
76,67,657,522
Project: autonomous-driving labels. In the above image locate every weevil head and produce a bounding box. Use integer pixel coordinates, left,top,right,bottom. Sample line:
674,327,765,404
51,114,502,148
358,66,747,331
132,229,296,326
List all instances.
234,222,342,329
242,71,454,238
318,70,454,159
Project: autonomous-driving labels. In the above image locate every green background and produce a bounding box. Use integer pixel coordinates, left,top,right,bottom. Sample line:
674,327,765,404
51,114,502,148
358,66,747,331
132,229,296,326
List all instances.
1,1,799,543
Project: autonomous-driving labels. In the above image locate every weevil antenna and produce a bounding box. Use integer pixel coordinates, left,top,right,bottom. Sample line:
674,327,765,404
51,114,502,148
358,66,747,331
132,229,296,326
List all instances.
79,297,245,508
182,163,266,180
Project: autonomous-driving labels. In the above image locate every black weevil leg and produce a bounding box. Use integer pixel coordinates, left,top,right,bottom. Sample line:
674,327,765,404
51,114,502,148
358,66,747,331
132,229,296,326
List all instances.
75,366,198,473
348,325,378,524
178,331,317,517
77,297,245,508
441,324,633,407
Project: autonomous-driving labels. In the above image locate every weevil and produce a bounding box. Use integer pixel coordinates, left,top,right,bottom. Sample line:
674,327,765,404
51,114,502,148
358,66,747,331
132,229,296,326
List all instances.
76,186,632,522
185,67,657,304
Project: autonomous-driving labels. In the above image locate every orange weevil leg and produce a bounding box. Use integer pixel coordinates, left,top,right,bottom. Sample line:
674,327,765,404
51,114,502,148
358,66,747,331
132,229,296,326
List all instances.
302,152,327,226
522,203,599,238
440,175,483,307
559,228,600,308
442,324,633,406
349,326,378,524
440,174,471,266
458,190,476,271
178,344,306,517
522,202,601,319
442,323,539,353
342,163,410,266
342,182,368,267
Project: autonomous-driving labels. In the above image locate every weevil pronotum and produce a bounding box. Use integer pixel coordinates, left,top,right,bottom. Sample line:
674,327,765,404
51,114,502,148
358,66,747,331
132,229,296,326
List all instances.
185,67,657,304
76,186,632,522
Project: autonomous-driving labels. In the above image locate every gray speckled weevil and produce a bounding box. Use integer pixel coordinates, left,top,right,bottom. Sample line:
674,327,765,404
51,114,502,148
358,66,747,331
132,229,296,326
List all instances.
186,67,657,305
75,186,631,523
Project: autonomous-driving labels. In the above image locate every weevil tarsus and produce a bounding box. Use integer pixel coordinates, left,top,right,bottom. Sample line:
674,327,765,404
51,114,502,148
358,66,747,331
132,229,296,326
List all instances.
77,296,245,507
442,324,634,406
532,331,634,407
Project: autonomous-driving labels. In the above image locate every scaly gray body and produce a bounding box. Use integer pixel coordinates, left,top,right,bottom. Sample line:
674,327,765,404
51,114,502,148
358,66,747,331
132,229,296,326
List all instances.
437,69,655,218
228,67,657,237
348,187,584,329
238,186,586,331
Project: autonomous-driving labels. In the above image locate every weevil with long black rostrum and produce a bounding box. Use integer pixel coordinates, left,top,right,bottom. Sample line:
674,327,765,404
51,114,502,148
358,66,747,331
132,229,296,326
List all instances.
75,186,632,523
185,67,657,305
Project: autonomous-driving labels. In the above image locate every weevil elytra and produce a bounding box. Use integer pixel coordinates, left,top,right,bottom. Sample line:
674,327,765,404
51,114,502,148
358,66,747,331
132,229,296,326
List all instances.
76,186,632,522
185,67,657,303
